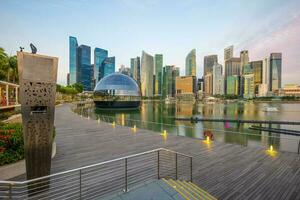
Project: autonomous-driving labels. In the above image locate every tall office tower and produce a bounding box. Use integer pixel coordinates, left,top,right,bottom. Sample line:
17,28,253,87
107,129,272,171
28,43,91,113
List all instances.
154,54,163,96
251,60,263,95
213,63,224,95
94,48,108,83
101,57,115,77
259,57,270,96
244,74,255,98
204,55,218,76
185,49,196,76
175,76,197,98
130,57,141,82
270,53,282,92
69,36,78,85
224,45,233,61
204,72,213,96
240,50,249,75
224,57,240,94
162,65,178,98
77,45,93,91
172,67,180,97
226,75,239,95
141,51,154,97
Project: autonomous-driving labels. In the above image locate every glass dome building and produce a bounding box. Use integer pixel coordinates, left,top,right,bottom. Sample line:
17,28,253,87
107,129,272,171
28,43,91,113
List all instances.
93,73,141,109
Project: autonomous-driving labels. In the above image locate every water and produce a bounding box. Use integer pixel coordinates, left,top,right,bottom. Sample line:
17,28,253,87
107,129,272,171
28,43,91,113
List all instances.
73,101,300,153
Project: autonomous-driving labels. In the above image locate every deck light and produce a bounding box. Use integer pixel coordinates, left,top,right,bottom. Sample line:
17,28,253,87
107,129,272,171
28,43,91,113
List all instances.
161,130,168,142
112,121,116,127
266,145,277,157
131,125,137,133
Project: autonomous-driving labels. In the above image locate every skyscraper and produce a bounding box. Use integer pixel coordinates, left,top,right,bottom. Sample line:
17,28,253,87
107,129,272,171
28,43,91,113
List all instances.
224,45,233,61
162,65,178,98
226,75,239,95
203,55,218,76
212,63,224,95
258,57,270,97
141,51,154,97
224,57,240,94
251,60,263,95
130,57,141,86
270,53,282,92
154,54,163,96
185,49,196,76
204,72,213,96
94,48,108,82
102,57,115,77
69,36,78,85
240,50,249,75
76,45,93,91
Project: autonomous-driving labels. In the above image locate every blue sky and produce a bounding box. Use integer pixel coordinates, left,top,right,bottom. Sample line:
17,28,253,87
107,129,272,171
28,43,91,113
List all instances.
1,0,300,85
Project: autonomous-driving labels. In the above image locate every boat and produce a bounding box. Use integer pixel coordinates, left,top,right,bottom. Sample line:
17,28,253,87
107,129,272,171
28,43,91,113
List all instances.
263,106,279,112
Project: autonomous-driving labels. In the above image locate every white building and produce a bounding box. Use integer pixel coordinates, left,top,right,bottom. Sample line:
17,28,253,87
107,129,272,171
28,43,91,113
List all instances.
141,51,154,97
212,63,224,95
258,57,270,97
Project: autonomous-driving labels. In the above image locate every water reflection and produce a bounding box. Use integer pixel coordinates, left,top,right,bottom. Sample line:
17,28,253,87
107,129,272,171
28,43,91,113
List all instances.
73,101,300,153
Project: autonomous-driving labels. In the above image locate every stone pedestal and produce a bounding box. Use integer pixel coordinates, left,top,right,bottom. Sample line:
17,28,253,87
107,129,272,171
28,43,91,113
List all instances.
17,52,58,180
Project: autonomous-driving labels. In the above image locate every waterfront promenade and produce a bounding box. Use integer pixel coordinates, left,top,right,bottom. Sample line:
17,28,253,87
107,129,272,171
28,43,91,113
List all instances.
38,104,300,199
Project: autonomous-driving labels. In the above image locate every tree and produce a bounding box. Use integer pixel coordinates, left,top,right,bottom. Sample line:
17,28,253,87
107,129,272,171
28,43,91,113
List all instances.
0,48,18,83
72,83,83,93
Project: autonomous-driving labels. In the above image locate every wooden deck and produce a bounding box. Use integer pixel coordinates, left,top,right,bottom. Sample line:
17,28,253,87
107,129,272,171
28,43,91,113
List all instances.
50,104,300,200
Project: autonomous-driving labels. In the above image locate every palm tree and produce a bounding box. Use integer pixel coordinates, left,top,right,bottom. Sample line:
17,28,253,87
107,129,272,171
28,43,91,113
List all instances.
0,47,9,81
0,48,18,83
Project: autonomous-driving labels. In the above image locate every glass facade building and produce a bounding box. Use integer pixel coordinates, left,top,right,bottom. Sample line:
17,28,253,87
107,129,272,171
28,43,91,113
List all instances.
203,55,218,76
94,48,108,83
141,51,154,97
270,53,282,92
162,65,179,98
185,49,196,76
130,56,141,86
69,36,78,85
77,45,93,91
226,75,240,95
101,57,115,78
154,54,163,96
94,73,141,108
251,60,263,94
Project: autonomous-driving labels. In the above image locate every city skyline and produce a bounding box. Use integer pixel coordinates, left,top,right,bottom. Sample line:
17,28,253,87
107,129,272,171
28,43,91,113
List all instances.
1,0,300,85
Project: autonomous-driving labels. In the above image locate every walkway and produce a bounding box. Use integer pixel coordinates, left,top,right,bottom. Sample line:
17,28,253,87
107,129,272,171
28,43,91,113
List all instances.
16,104,300,199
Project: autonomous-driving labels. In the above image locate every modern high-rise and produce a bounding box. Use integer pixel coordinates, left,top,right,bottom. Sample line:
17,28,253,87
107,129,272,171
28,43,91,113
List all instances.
224,45,233,61
185,49,196,76
141,51,154,97
101,57,115,77
162,65,179,98
204,55,218,76
251,60,263,95
204,72,213,96
94,48,108,82
244,74,255,99
76,45,93,91
270,53,282,92
224,57,240,94
226,75,239,95
259,57,270,97
130,57,141,85
240,50,249,75
69,36,78,85
212,63,224,95
154,54,163,96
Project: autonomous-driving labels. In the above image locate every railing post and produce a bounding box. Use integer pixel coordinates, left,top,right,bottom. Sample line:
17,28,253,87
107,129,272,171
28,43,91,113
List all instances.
175,153,178,180
124,158,128,192
79,169,82,199
190,157,193,182
8,183,12,200
157,150,160,179
298,140,300,154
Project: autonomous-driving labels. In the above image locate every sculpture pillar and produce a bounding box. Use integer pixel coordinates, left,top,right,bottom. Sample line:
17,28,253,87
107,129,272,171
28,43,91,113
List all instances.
17,52,58,179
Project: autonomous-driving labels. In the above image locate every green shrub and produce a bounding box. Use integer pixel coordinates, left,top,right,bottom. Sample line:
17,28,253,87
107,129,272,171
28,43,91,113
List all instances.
0,123,24,166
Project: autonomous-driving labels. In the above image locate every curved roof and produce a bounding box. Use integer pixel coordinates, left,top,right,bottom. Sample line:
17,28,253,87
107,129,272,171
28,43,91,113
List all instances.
94,73,140,96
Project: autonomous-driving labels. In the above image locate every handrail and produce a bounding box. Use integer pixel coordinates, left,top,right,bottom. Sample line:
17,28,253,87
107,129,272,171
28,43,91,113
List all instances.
0,148,191,184
0,148,193,199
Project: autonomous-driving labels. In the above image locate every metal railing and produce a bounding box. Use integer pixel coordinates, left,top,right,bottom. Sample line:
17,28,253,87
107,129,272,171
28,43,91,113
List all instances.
0,148,192,199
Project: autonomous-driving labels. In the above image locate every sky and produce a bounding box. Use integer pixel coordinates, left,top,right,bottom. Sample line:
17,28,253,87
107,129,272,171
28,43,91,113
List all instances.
1,0,300,85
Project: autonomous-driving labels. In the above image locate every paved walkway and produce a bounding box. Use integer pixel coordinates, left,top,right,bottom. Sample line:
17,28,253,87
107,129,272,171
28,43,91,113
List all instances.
10,104,300,199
